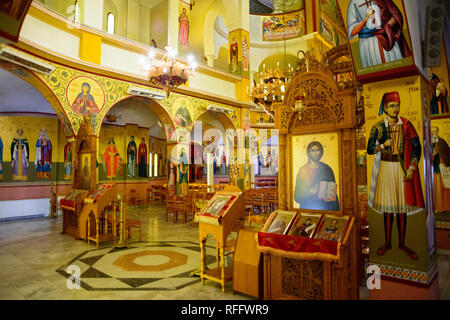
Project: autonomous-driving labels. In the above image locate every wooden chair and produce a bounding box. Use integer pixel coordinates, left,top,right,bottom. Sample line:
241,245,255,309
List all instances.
151,185,163,206
252,190,264,215
159,185,167,203
265,188,278,213
177,195,194,224
129,189,137,206
135,190,146,207
126,218,143,242
165,195,178,223
145,188,151,205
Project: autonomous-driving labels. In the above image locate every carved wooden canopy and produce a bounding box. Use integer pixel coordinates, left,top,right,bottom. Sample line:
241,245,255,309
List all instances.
275,70,356,134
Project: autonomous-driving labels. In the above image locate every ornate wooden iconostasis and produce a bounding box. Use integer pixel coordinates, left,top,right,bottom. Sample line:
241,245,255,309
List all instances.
258,46,360,300
72,117,97,192
60,117,119,246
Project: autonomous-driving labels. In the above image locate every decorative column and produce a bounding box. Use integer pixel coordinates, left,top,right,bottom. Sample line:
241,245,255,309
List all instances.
335,0,440,300
126,0,140,41
78,0,103,30
227,0,250,101
228,29,250,101
167,0,181,54
278,133,287,210
77,0,103,64
364,76,439,299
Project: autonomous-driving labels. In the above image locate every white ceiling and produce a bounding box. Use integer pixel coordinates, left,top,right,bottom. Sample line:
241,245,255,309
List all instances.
103,97,166,139
0,68,55,114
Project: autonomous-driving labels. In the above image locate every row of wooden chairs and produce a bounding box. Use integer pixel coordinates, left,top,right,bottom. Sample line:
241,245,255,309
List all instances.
148,185,166,206
165,191,215,224
252,180,278,188
188,184,226,193
87,203,143,247
244,187,278,220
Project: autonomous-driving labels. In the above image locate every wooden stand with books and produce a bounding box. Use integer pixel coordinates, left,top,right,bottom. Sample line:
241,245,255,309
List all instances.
194,186,245,292
257,210,358,300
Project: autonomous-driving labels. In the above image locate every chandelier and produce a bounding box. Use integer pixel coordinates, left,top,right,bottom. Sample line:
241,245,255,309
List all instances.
141,47,198,98
250,62,294,115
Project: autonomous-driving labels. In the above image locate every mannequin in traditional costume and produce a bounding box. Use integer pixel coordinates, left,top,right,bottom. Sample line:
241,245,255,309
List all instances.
35,129,52,180
138,138,148,178
367,91,424,260
11,129,29,181
127,136,137,177
103,138,120,179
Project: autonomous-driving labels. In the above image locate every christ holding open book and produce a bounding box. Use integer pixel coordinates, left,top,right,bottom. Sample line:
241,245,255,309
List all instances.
294,141,339,211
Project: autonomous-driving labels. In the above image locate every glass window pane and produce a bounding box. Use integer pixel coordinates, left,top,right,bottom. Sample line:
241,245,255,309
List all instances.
154,154,158,177
149,152,153,177
107,13,115,34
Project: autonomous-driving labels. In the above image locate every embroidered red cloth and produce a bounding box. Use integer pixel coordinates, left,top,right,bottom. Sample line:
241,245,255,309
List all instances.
86,184,113,202
257,232,339,256
60,199,75,209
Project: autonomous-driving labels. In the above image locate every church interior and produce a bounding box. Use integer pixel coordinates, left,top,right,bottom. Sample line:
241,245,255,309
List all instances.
0,0,449,301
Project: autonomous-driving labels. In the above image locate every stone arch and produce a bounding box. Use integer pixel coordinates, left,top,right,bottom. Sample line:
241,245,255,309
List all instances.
203,0,234,64
0,60,75,138
99,95,176,141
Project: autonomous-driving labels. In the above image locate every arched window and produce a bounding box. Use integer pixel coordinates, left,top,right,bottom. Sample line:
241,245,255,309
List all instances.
74,1,80,23
107,13,115,34
149,152,153,177
154,154,158,177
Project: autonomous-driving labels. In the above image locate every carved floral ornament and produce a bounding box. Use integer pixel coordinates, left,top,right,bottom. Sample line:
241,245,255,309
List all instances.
274,45,357,131
282,71,345,131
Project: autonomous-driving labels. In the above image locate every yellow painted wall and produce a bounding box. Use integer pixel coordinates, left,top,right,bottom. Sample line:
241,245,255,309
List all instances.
0,116,60,162
150,0,168,49
99,124,151,165
99,125,126,165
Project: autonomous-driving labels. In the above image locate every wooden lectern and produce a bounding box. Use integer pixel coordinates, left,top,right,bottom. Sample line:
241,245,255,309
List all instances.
194,185,245,292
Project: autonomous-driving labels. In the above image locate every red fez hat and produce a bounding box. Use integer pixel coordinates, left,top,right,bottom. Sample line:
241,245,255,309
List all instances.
379,91,400,115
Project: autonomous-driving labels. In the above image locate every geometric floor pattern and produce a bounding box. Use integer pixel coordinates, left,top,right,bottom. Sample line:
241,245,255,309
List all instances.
56,241,222,291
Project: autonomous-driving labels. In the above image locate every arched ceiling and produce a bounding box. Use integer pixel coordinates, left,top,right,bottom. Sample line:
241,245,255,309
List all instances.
250,0,304,15
0,68,55,114
103,96,166,139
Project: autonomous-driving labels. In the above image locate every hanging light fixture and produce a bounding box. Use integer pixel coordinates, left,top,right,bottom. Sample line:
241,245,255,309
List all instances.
249,2,295,115
140,47,198,98
250,61,294,113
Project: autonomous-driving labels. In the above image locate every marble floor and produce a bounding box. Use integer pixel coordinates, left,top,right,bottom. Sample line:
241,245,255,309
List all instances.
0,204,448,300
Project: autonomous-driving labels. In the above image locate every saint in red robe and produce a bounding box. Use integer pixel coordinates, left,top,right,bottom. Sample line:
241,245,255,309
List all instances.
103,138,119,178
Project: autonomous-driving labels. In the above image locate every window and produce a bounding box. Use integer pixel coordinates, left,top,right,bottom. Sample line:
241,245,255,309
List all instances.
149,152,153,177
154,154,158,177
107,13,115,34
74,1,80,23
